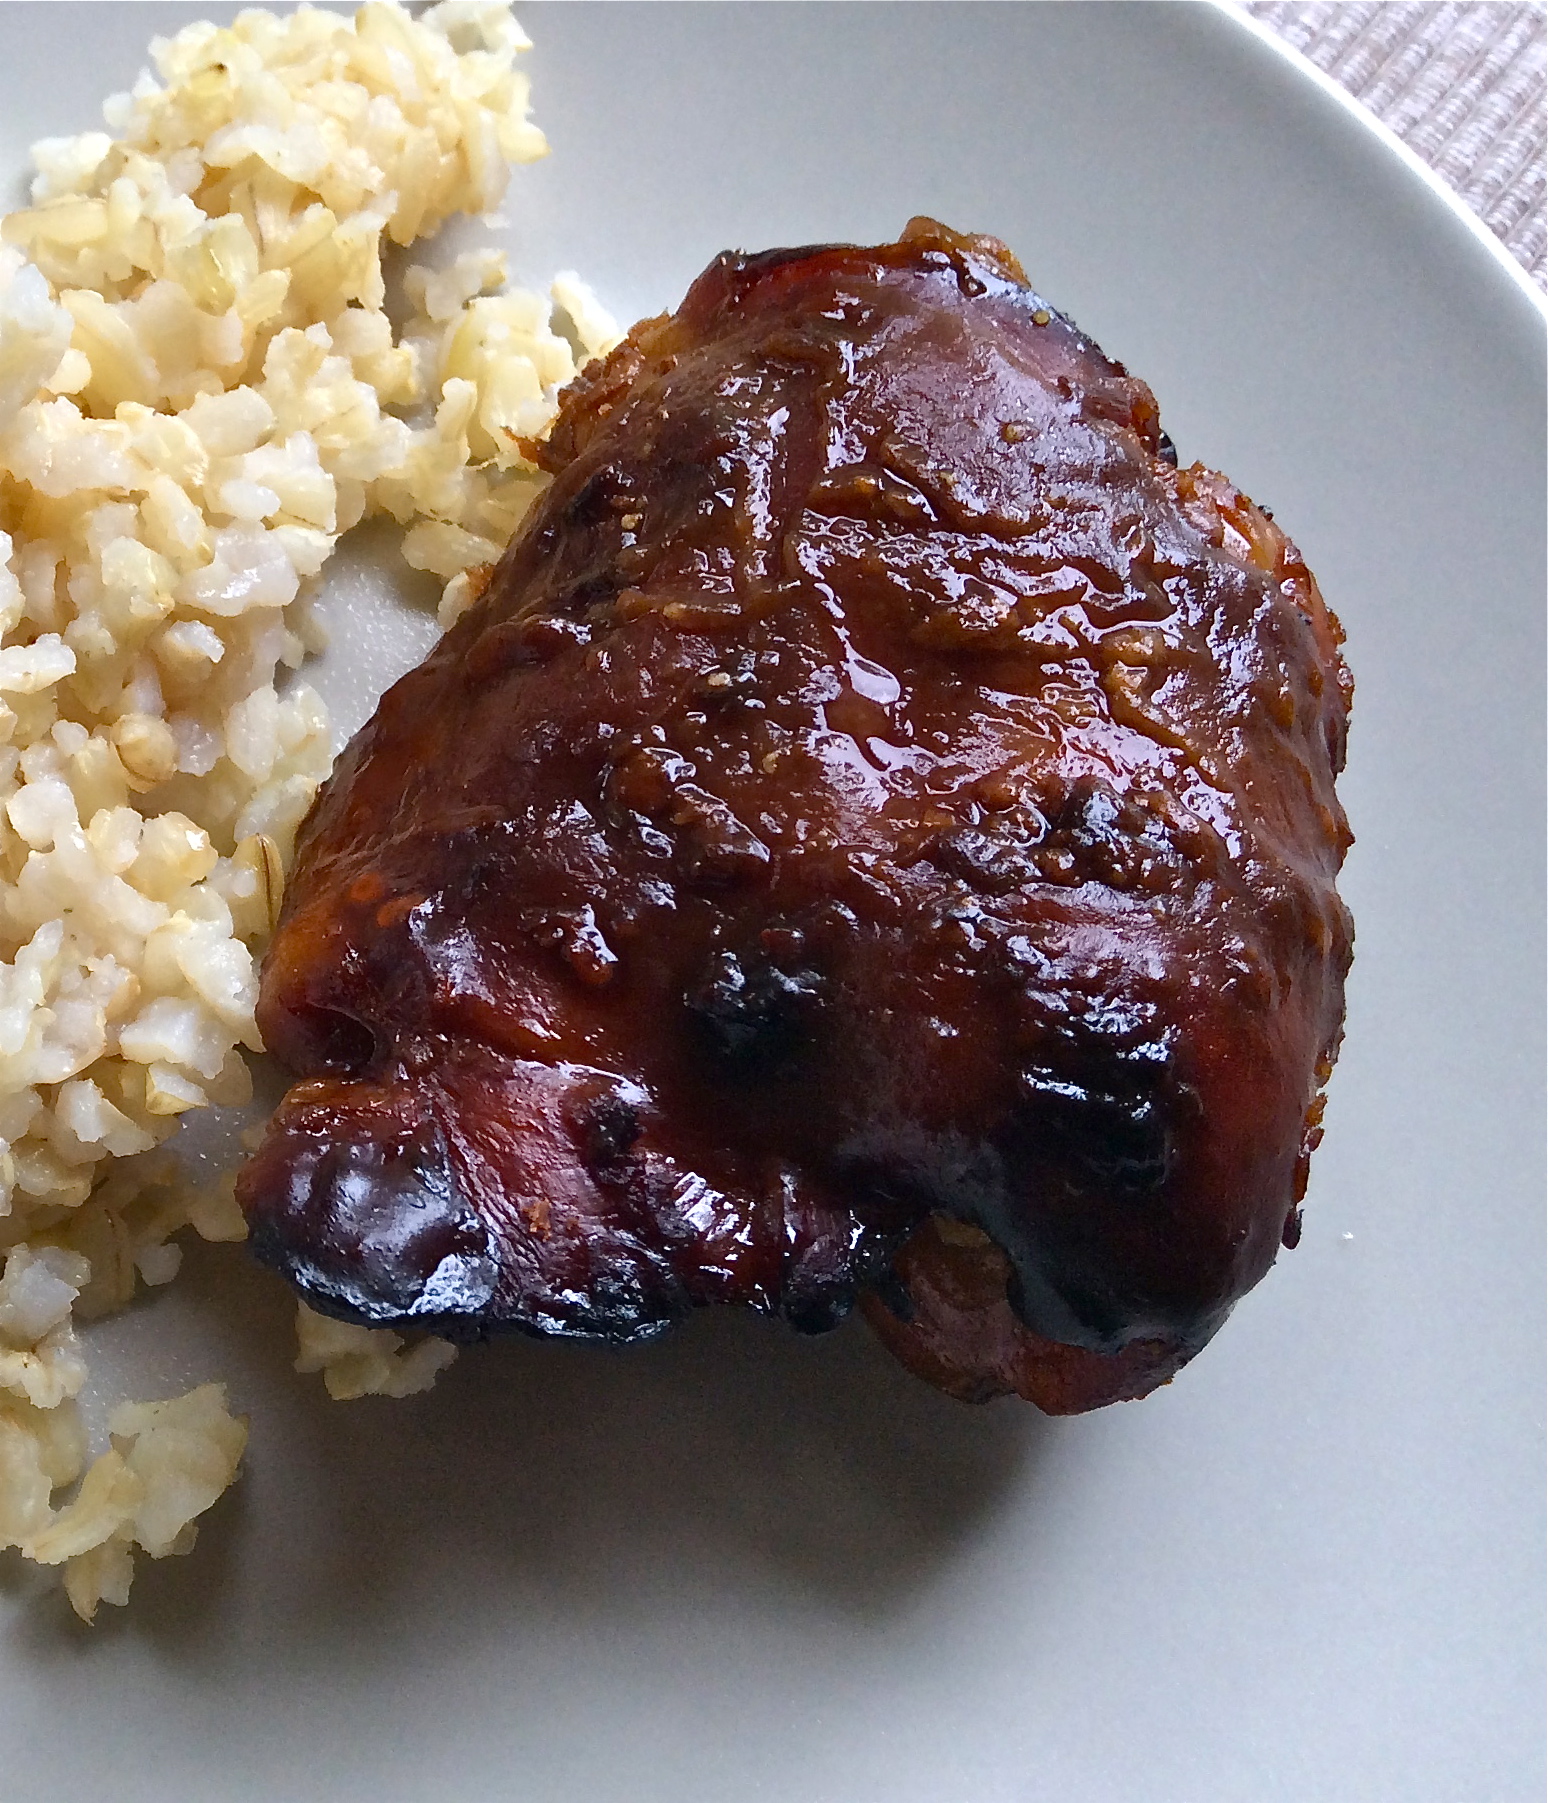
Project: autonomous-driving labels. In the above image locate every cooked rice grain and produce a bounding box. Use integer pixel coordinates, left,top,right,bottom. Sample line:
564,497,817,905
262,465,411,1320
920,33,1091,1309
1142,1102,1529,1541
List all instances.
0,0,615,1618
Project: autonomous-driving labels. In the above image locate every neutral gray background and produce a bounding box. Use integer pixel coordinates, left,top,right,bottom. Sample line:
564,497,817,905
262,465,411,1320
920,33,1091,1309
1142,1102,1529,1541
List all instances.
1,6,1544,1801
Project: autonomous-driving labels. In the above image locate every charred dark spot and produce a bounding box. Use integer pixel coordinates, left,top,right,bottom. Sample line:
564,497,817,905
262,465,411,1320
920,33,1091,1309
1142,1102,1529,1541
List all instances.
567,462,634,527
685,949,824,1072
924,824,1044,895
248,1120,498,1338
581,1093,643,1170
866,1257,917,1325
1016,1062,1172,1197
1156,428,1179,468
1031,775,1187,895
567,571,620,611
781,1286,856,1335
1055,774,1124,841
284,1004,380,1076
576,1263,685,1340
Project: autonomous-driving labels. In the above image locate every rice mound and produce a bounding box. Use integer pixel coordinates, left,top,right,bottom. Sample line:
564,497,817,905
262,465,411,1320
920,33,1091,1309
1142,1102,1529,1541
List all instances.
0,0,615,1620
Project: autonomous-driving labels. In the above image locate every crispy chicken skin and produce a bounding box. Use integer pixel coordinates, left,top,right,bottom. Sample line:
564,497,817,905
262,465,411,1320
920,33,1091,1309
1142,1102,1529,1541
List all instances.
237,220,1352,1413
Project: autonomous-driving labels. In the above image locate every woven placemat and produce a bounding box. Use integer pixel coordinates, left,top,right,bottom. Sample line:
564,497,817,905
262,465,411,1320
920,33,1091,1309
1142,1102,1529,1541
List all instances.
1243,1,1546,286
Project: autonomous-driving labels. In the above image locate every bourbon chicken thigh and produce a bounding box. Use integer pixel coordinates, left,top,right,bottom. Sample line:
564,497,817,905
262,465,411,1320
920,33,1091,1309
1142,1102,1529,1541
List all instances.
237,220,1352,1414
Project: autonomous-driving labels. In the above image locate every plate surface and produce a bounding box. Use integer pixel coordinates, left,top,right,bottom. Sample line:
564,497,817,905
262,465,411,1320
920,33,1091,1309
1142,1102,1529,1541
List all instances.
2,5,1544,1800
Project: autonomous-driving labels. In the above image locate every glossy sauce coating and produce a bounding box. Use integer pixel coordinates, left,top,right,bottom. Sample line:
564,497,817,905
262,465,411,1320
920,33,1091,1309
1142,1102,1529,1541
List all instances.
237,220,1353,1412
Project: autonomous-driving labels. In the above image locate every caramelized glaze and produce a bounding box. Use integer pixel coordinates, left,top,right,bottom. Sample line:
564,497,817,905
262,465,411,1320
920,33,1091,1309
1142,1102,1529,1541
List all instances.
237,221,1352,1411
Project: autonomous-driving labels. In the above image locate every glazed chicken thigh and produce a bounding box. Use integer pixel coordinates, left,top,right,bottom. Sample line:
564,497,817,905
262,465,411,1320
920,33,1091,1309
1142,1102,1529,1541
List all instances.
237,220,1352,1413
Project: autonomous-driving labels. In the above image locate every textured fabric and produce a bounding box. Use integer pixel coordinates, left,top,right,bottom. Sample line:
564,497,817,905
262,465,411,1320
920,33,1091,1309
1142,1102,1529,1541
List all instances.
1243,1,1547,286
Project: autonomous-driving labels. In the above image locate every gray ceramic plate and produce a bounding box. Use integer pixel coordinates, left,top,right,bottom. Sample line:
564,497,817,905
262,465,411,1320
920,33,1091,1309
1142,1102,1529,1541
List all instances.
2,5,1543,1799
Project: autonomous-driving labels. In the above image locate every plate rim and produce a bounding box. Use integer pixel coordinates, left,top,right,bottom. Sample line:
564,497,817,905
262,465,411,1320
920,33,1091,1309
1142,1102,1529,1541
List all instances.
1206,0,1548,323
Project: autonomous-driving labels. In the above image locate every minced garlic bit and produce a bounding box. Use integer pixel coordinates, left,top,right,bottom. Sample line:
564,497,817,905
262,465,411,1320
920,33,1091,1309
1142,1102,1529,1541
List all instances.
0,1,617,1619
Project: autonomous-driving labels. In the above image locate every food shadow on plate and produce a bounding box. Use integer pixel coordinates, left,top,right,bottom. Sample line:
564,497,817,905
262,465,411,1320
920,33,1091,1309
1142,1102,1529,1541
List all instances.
13,1233,1048,1661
